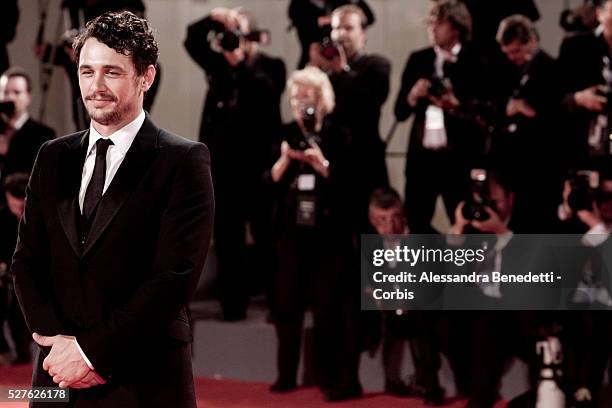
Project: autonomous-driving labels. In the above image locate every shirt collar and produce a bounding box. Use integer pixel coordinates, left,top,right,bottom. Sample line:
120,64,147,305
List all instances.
434,42,462,60
87,110,145,156
12,112,29,131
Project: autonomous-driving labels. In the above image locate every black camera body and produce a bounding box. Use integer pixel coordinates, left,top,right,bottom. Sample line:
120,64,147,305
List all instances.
209,18,271,53
462,169,494,221
287,105,320,151
319,37,340,60
0,101,15,116
428,76,450,98
568,170,599,212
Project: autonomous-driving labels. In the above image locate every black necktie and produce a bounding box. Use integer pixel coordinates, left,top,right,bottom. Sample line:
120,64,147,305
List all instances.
83,138,113,220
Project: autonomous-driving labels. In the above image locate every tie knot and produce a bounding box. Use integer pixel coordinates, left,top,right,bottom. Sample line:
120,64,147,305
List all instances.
96,138,114,156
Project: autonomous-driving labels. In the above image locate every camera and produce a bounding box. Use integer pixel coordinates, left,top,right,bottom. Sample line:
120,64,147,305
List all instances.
568,170,599,212
319,37,341,60
0,101,15,116
287,105,320,151
462,169,494,221
208,20,271,53
428,76,451,98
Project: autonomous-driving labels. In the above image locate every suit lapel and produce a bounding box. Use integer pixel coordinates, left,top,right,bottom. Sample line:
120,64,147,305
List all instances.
56,131,89,257
82,115,159,257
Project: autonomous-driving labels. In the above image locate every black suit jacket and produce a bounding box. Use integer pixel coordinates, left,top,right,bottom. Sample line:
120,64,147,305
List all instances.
558,31,610,167
11,115,214,407
394,45,488,168
1,118,55,178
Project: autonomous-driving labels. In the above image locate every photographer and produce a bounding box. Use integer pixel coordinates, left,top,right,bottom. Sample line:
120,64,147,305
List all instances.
185,7,286,322
447,171,539,408
394,0,488,232
288,0,374,69
558,0,612,169
268,67,360,401
309,4,391,232
491,15,562,233
554,168,612,407
0,68,55,180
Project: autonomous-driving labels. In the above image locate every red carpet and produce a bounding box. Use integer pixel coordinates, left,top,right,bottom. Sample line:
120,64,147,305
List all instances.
0,365,507,407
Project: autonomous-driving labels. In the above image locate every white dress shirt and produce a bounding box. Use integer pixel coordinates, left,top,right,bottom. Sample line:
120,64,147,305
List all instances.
423,42,462,150
78,110,145,212
75,110,145,369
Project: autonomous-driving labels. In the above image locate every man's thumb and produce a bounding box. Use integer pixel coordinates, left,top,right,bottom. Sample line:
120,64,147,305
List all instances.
32,332,54,347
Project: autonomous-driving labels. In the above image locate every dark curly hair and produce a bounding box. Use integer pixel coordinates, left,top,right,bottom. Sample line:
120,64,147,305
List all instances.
73,11,159,76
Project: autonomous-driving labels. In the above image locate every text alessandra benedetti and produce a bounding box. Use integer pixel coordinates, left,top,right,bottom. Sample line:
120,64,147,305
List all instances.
372,271,557,283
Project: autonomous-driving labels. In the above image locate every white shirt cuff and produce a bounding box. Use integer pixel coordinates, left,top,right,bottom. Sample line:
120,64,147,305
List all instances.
74,339,95,370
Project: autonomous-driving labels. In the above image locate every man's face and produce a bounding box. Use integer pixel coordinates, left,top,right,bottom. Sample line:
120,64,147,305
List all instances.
488,181,514,223
428,17,460,49
0,76,31,119
331,12,366,59
368,204,406,235
6,192,25,220
78,38,147,128
597,1,612,36
501,38,537,66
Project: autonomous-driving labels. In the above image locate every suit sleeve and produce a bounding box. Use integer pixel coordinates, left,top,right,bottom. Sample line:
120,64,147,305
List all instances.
184,16,226,77
11,141,66,336
394,53,420,122
76,143,215,378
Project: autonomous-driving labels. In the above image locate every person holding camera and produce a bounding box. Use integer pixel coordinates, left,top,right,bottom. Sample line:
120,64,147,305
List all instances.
394,0,488,233
288,0,375,69
184,7,286,321
447,171,540,408
553,168,612,408
0,68,55,180
267,67,360,401
558,0,612,169
490,15,563,233
308,4,391,232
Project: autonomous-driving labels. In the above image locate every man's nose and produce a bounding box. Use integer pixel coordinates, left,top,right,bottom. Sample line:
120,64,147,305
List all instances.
91,73,107,92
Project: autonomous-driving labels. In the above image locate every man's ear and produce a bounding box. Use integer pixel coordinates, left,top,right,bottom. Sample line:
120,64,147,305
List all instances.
142,64,156,92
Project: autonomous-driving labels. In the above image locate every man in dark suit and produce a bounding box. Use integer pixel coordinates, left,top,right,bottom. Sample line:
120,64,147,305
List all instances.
184,7,285,321
491,15,562,233
0,68,55,180
557,0,612,170
288,0,375,69
11,11,214,408
394,0,488,232
309,4,391,231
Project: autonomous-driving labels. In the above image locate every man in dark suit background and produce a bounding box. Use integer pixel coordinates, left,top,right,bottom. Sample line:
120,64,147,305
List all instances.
11,11,214,408
184,7,285,321
309,4,391,231
0,68,55,180
394,0,488,232
557,0,612,170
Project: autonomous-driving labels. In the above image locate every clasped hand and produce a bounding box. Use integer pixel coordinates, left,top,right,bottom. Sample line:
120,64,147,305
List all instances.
33,333,106,389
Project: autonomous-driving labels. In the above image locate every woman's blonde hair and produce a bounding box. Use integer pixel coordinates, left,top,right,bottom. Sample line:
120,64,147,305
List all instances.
287,66,335,114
